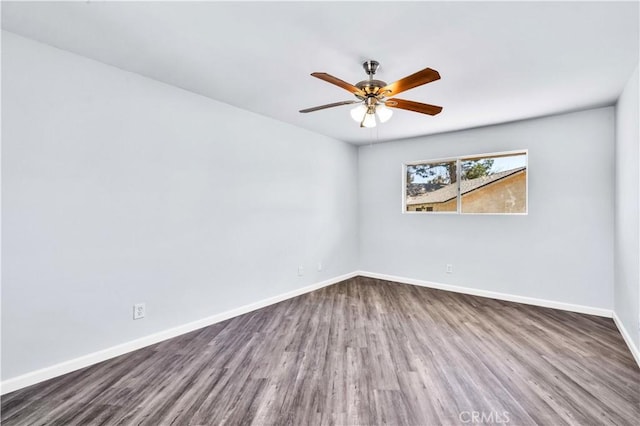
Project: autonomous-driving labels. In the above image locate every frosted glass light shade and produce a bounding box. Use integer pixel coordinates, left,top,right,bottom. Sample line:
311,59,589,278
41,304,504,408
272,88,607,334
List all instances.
350,105,367,122
376,104,393,123
362,112,377,128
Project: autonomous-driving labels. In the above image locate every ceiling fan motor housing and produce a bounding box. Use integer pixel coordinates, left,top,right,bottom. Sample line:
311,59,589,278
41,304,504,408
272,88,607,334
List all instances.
355,79,387,97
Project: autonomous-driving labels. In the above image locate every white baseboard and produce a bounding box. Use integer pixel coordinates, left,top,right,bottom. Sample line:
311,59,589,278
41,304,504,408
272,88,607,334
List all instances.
0,271,357,395
356,271,613,318
612,312,640,367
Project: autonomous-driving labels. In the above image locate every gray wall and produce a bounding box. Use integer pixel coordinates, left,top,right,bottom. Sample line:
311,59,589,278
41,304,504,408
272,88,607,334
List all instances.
358,107,615,309
1,32,359,380
614,65,639,350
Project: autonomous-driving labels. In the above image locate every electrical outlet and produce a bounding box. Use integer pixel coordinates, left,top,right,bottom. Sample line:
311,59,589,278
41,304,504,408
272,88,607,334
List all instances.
298,265,304,276
317,262,323,272
133,303,145,320
446,264,453,274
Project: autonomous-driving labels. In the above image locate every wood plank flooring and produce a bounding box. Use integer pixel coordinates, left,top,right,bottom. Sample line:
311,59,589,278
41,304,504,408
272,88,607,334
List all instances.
2,277,639,425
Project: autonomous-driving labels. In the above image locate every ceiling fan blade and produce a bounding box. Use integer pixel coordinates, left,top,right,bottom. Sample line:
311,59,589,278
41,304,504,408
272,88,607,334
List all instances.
311,72,365,96
299,100,359,113
385,98,443,115
378,68,440,97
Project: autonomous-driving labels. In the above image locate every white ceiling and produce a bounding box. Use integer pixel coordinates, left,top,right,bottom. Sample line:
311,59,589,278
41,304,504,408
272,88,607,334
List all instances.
2,1,638,145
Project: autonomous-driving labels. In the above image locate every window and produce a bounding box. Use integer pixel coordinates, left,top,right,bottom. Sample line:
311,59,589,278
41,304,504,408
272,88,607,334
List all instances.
405,160,457,212
404,151,527,215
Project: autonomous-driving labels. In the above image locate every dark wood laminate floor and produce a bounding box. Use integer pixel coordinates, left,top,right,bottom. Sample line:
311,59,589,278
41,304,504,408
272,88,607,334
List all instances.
2,277,639,425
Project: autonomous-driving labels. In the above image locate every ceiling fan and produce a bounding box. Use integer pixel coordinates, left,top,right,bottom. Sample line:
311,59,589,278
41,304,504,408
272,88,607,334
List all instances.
300,60,442,128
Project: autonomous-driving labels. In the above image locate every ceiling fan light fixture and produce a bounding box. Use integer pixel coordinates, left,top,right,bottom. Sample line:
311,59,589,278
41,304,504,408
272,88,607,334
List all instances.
376,104,393,123
362,111,377,128
350,104,367,122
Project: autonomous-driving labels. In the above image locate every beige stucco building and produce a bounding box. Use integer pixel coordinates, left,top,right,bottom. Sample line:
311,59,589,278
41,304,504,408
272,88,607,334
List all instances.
406,167,526,213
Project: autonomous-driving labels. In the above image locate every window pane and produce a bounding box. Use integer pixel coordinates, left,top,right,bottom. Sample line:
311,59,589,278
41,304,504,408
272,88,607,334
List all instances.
460,153,527,214
406,161,458,212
